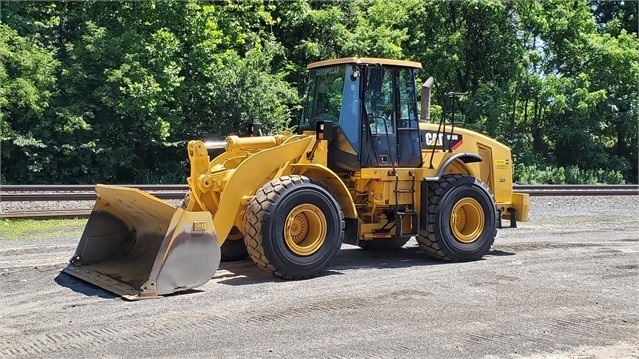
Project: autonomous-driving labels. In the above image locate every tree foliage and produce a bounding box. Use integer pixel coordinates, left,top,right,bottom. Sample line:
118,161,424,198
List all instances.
1,0,637,184
0,23,58,182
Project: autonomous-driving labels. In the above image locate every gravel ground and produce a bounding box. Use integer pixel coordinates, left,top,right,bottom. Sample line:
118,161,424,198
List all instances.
1,199,183,213
0,200,96,214
0,195,638,358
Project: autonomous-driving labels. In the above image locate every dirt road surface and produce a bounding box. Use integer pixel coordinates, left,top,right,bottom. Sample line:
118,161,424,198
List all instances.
1,196,638,358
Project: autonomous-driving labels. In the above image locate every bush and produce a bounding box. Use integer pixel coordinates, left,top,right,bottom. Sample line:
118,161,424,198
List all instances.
514,164,624,184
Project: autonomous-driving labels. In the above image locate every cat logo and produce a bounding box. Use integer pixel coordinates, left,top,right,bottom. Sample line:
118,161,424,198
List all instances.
422,131,463,150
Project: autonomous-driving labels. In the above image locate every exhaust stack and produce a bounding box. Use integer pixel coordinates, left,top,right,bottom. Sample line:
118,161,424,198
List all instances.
420,77,434,122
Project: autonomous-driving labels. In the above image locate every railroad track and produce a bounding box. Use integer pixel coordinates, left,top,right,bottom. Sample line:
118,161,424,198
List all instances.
1,184,638,219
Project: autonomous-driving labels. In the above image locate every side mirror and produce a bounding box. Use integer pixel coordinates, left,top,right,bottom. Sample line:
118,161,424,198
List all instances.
315,120,333,142
307,120,334,161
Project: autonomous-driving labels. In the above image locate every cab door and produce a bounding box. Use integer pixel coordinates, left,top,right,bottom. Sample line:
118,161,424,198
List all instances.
361,66,421,168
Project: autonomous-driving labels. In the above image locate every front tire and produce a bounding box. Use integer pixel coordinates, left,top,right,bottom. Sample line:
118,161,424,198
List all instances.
417,174,497,262
243,175,344,279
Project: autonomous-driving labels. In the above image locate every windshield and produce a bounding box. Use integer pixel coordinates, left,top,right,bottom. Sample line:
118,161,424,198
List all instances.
299,65,361,150
300,66,345,131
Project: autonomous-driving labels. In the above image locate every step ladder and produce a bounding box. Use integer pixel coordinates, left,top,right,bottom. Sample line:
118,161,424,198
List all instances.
392,170,418,237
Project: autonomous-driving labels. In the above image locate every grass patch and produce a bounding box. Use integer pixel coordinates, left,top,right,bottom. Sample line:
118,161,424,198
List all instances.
0,218,88,240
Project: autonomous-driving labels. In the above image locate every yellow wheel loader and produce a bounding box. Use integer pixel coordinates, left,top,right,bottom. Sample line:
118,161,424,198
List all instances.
63,57,529,300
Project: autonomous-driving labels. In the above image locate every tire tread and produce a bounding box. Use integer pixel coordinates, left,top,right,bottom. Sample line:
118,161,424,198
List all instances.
416,174,496,262
244,175,343,279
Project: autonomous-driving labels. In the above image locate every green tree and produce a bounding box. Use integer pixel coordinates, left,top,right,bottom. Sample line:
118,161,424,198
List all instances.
2,1,297,183
514,0,639,182
592,0,638,37
0,24,59,183
1,0,637,184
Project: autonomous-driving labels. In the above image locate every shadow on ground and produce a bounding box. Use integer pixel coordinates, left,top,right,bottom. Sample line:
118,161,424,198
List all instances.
54,271,118,299
215,244,515,286
54,244,516,293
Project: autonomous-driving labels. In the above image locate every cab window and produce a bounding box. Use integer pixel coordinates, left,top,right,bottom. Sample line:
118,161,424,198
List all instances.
300,66,345,130
365,67,394,134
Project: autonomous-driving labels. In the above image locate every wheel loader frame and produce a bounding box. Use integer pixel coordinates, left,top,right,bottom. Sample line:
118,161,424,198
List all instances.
63,57,529,299
183,125,526,247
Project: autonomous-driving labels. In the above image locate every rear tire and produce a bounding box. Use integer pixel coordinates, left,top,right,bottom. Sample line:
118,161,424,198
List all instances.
417,174,497,262
243,175,344,279
220,227,249,262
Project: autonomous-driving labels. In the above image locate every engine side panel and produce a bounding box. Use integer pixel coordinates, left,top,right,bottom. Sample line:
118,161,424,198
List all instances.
419,123,514,205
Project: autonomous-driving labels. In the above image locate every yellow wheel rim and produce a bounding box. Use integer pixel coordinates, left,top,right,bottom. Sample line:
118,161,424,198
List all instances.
450,197,484,244
284,204,327,256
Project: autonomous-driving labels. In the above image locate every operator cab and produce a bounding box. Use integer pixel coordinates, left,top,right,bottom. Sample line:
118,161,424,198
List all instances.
299,58,423,172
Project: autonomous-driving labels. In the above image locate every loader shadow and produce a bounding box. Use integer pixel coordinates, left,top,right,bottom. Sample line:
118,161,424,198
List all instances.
216,244,516,286
215,259,281,286
56,271,206,299
331,244,440,270
54,271,118,299
332,245,516,266
329,244,514,270
215,245,440,286
54,247,517,293
486,249,516,257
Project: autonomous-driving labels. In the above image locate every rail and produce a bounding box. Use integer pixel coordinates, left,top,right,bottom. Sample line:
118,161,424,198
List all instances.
513,184,638,196
1,184,637,219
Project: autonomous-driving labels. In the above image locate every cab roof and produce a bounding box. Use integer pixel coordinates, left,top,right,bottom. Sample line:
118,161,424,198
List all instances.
307,57,422,70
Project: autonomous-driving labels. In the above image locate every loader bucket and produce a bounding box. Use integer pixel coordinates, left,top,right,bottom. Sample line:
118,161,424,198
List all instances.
63,185,220,300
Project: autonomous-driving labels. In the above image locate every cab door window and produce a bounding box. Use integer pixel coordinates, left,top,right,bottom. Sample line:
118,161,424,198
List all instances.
365,67,394,134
